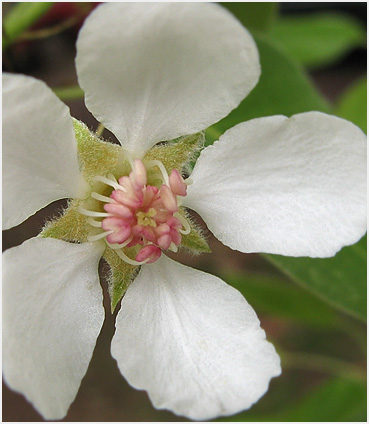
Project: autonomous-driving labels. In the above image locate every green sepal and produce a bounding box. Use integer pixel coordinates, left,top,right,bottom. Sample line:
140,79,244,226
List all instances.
103,247,139,313
144,132,204,175
179,208,211,254
73,119,131,182
40,199,90,243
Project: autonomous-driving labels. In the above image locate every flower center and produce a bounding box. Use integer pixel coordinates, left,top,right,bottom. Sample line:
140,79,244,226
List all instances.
136,209,157,227
79,159,190,265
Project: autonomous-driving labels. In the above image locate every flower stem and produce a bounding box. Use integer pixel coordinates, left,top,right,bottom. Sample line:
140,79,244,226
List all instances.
15,14,80,42
282,351,365,382
53,85,84,101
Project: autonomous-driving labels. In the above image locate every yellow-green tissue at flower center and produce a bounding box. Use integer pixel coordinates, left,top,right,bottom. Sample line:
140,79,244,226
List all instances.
137,209,157,227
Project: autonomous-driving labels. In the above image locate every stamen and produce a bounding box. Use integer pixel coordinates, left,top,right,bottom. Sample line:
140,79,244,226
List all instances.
92,175,126,191
169,242,178,253
106,237,133,250
146,160,169,185
78,207,110,218
108,173,118,182
114,247,151,266
91,192,115,203
87,230,113,242
82,161,188,265
88,217,103,228
174,212,191,235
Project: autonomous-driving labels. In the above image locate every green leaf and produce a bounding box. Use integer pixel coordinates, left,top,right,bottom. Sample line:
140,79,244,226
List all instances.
270,13,366,69
280,377,367,421
221,2,278,34
224,273,338,328
335,77,367,133
206,35,331,143
228,376,366,421
264,236,367,322
3,2,53,49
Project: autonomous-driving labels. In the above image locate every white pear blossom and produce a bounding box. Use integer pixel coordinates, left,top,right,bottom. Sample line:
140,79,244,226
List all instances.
2,2,367,422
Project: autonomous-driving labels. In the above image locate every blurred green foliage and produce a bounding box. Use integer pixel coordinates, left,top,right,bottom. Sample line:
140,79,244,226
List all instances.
270,13,366,69
266,236,367,322
53,85,84,101
223,376,366,421
224,273,340,328
2,2,53,49
276,376,366,421
206,34,330,143
336,77,367,132
221,2,278,34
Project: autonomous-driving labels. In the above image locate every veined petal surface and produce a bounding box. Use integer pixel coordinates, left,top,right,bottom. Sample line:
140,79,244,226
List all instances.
185,112,367,257
3,73,85,230
76,2,260,157
3,238,105,420
111,255,280,420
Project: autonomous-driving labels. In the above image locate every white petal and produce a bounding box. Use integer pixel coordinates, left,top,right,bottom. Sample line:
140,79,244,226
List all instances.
185,112,367,257
2,73,86,230
3,238,105,420
76,2,260,157
111,255,280,420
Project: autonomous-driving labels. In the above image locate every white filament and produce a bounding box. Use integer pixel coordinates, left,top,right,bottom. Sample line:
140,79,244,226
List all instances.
78,207,110,218
147,160,169,185
92,175,125,191
88,217,102,228
91,192,115,203
106,237,134,250
169,242,178,253
174,212,191,235
114,247,150,266
87,230,113,242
